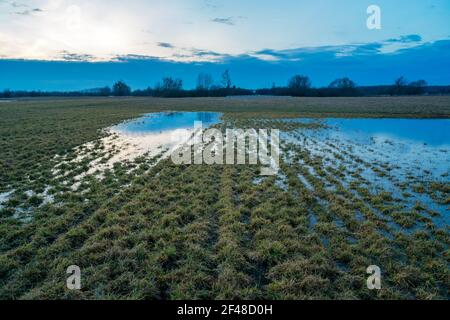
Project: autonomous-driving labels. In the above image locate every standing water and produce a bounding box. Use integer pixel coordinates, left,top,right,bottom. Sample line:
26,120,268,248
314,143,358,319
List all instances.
285,118,450,225
113,112,221,134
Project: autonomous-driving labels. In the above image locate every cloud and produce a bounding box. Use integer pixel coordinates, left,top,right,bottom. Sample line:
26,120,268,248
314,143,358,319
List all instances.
386,34,422,43
156,44,229,62
251,35,425,62
190,49,224,57
116,35,438,67
157,42,175,49
58,51,95,62
0,0,42,15
10,1,27,8
115,54,160,62
202,0,222,10
0,0,27,7
253,42,383,61
14,8,42,15
211,17,235,26
154,42,226,61
1,39,449,90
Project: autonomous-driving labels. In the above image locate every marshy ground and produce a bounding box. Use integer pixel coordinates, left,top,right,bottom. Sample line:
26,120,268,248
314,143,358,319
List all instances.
0,96,449,299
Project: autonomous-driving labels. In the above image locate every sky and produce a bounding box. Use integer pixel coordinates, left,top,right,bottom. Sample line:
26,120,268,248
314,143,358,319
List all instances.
0,0,449,90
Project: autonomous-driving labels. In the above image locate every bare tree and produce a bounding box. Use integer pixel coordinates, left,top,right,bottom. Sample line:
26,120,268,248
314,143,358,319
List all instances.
328,77,358,96
221,70,232,89
288,75,311,90
156,77,183,91
196,73,214,90
329,77,356,89
392,76,408,95
408,79,428,95
112,81,131,96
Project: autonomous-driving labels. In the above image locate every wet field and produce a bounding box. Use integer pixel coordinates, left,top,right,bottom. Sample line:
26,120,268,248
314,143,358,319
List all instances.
0,97,449,299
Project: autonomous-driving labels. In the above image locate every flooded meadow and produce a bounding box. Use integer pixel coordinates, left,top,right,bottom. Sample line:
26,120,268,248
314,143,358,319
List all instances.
1,97,449,299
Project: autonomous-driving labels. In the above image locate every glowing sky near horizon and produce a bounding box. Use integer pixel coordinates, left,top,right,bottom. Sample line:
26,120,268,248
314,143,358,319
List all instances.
0,0,449,61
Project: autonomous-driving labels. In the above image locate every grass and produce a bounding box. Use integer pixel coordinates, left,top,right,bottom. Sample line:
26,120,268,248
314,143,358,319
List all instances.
0,96,449,300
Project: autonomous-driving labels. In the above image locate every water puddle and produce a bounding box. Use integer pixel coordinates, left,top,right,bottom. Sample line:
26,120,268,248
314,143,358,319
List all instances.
113,111,221,134
0,190,14,208
108,111,222,167
55,112,222,189
326,119,449,146
286,118,450,225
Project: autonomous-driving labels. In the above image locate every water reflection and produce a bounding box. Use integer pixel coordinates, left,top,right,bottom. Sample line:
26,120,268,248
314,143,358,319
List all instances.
113,112,222,134
326,119,450,147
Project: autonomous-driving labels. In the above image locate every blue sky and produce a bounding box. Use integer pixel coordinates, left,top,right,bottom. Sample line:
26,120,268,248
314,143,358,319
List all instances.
0,0,449,90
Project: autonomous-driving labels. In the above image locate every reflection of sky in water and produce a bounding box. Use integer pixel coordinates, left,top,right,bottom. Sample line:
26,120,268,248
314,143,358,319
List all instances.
325,119,450,147
286,118,449,224
293,118,450,176
114,112,221,134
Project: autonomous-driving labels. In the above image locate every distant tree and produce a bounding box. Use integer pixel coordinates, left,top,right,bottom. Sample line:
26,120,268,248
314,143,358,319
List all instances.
395,76,408,88
287,75,311,96
196,73,214,90
112,81,131,96
158,77,183,91
221,70,232,89
328,77,358,96
154,77,183,97
288,75,311,90
408,79,428,95
132,87,153,96
329,77,356,89
209,84,222,90
1,89,12,98
98,86,112,96
391,76,408,95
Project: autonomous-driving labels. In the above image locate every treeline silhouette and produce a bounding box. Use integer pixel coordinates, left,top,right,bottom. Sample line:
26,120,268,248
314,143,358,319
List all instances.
2,71,449,98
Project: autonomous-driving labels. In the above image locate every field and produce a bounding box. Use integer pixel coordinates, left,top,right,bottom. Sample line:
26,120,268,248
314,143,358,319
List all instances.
0,96,449,299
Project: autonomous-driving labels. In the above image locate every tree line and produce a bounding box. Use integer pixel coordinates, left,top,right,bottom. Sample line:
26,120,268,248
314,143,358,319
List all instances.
1,70,449,98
